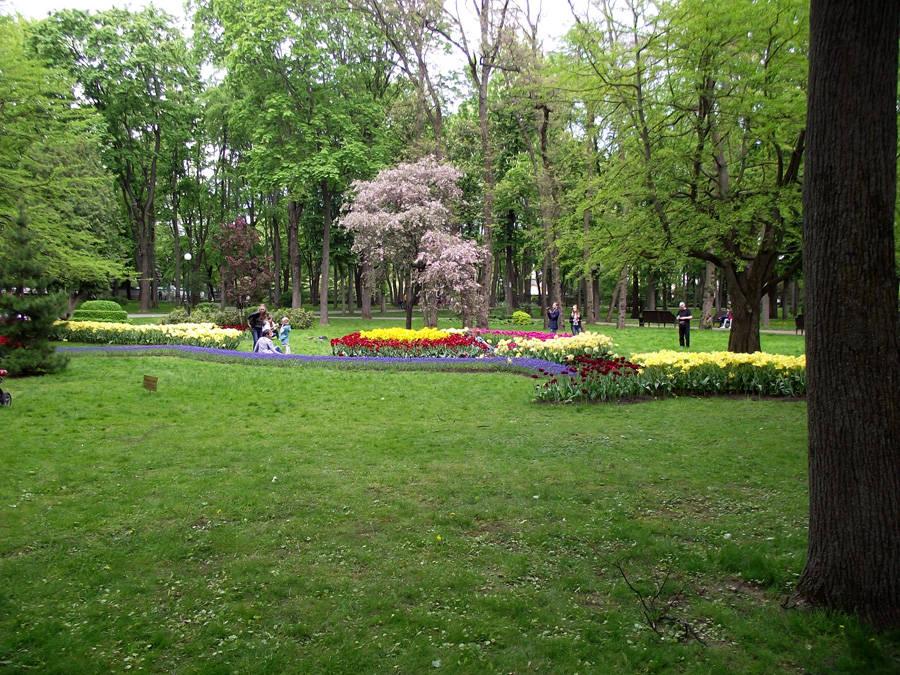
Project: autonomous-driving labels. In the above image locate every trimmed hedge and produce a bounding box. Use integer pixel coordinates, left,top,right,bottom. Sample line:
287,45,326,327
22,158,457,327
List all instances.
80,300,123,312
70,305,130,324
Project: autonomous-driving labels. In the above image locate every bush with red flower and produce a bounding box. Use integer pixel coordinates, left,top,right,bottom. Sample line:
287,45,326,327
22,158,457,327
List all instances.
533,356,643,402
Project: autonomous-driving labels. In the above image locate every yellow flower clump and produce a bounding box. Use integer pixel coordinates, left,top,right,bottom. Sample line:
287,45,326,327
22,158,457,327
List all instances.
55,321,243,348
629,350,805,372
494,332,615,359
358,327,450,342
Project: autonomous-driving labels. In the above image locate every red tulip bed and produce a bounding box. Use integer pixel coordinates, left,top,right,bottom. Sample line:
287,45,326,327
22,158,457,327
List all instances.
331,332,491,358
533,355,644,402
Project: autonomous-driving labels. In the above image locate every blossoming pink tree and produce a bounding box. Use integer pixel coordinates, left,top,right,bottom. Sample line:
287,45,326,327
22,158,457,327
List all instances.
415,230,487,326
339,157,487,328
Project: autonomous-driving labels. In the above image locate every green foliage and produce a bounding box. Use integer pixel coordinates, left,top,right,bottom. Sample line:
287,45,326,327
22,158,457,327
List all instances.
0,210,69,376
276,307,315,330
162,304,245,327
512,310,533,326
79,300,123,312
0,17,126,293
68,309,130,323
70,300,129,323
160,307,190,325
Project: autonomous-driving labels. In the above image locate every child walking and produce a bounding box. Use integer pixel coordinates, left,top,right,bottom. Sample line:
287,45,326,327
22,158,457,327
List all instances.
279,316,292,354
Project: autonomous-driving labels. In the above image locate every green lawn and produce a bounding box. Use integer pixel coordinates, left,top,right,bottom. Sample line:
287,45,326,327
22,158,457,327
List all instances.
2,326,897,673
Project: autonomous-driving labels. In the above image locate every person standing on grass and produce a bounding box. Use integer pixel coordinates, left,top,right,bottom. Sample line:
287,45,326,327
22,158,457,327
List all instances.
569,305,583,335
279,316,291,354
677,302,693,347
547,302,560,334
247,304,266,348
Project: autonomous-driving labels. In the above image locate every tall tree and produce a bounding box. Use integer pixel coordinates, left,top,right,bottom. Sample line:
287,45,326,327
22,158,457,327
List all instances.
213,217,275,308
0,209,69,376
796,0,900,630
194,0,393,323
435,0,515,328
30,7,200,312
352,0,448,157
565,0,807,352
0,16,125,305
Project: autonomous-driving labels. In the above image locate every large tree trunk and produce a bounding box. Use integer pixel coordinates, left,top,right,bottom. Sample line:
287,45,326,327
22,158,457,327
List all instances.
616,266,627,330
360,262,373,320
700,260,716,328
583,208,595,325
796,0,900,630
319,181,331,326
288,200,303,309
725,264,763,353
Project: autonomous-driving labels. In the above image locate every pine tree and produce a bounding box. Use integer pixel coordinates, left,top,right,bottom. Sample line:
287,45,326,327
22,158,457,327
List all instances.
0,208,69,376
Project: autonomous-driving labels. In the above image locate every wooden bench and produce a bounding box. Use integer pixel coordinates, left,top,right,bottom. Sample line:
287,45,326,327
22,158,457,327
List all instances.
640,310,677,326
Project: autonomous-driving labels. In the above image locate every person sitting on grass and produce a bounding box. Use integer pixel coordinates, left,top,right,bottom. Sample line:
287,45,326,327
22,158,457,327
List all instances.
253,326,282,355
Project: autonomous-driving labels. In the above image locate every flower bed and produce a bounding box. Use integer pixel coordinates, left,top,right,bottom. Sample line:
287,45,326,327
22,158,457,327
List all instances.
630,350,806,397
50,321,243,350
533,356,643,402
532,350,806,402
445,328,572,342
358,327,450,342
493,332,615,363
332,329,490,358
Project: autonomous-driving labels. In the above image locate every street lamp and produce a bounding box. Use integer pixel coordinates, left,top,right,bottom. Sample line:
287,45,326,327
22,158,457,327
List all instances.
183,252,192,315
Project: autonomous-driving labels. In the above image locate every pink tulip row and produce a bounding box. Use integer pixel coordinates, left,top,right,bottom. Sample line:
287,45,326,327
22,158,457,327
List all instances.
480,329,572,342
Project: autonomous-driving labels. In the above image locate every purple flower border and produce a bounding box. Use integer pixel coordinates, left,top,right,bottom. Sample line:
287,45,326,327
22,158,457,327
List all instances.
57,344,574,376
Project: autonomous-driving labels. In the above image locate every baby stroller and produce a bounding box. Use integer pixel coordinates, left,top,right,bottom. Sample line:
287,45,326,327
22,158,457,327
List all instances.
0,369,10,406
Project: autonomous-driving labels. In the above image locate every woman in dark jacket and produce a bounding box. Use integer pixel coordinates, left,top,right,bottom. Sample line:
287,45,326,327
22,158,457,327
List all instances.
247,304,267,348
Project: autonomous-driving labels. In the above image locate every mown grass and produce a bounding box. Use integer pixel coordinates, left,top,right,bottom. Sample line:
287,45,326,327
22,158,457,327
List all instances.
2,339,899,673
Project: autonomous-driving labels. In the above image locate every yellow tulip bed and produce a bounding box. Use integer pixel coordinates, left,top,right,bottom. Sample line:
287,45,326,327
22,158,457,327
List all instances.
50,321,243,350
493,331,616,363
533,348,806,403
358,327,450,342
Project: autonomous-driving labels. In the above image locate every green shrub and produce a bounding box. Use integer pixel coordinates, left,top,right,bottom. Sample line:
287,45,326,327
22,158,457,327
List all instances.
70,301,129,323
275,307,315,330
161,307,189,324
162,305,245,328
80,300,124,312
512,311,533,326
69,309,131,323
193,302,219,315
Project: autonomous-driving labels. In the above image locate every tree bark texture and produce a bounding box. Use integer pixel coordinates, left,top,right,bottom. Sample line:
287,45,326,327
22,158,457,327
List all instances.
319,181,331,326
700,260,716,329
798,0,900,630
288,200,303,309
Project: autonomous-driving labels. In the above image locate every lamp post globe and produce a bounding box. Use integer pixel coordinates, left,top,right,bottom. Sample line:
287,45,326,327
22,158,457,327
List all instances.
183,252,192,315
